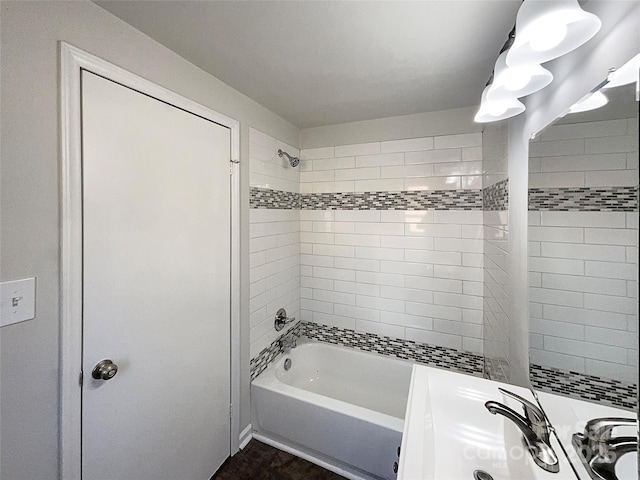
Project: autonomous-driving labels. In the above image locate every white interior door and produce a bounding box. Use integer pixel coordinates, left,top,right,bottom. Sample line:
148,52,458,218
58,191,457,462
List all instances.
81,71,231,480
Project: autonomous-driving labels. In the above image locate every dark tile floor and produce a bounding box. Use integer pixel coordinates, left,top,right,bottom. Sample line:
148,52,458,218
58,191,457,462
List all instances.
211,440,345,480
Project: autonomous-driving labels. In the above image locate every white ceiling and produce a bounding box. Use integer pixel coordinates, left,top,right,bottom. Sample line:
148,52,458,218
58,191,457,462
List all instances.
95,1,522,128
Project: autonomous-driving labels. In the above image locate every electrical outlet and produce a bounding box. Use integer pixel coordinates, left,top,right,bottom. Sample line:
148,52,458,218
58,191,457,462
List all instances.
1,278,36,327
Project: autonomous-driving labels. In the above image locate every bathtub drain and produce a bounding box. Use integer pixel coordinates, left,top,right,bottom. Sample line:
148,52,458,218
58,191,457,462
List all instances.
284,358,292,371
473,470,494,480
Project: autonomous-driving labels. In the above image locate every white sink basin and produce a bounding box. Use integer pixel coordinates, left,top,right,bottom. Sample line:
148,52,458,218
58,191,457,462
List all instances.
398,365,577,480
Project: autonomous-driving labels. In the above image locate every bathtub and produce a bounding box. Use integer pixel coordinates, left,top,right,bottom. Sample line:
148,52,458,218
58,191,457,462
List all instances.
251,341,413,480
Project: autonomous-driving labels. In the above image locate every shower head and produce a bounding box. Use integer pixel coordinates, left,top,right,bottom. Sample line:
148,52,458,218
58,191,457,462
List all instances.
278,149,300,168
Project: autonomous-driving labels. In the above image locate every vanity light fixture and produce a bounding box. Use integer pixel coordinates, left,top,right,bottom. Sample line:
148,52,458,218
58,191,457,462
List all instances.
566,90,608,114
474,84,526,123
506,0,601,67
487,50,553,100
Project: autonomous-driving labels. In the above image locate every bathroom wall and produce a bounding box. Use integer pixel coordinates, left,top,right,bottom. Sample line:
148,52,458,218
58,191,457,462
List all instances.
0,2,299,477
482,122,510,382
297,127,486,354
249,129,301,362
528,116,638,384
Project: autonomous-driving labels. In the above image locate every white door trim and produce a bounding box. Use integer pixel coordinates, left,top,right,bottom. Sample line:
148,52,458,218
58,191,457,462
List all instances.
59,42,241,480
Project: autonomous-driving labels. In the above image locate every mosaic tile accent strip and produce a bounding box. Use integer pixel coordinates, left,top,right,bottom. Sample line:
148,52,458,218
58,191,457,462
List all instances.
528,186,638,212
484,355,509,383
301,321,484,376
249,187,482,210
250,187,300,209
250,322,302,381
530,363,637,411
483,179,508,211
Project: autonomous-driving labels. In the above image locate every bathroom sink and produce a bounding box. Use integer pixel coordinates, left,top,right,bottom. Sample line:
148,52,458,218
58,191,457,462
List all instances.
536,391,638,480
398,365,577,480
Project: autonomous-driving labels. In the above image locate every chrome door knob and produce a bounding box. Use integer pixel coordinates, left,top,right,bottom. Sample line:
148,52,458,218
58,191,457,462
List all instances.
92,359,118,380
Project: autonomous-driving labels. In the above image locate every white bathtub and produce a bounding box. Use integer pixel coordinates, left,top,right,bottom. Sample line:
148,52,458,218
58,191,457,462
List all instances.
251,341,413,480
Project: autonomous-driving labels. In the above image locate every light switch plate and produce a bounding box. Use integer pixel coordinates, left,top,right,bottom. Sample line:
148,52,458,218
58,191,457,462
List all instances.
1,278,36,327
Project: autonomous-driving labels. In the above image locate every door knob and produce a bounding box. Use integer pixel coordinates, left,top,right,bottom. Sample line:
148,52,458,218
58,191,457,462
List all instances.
92,359,118,380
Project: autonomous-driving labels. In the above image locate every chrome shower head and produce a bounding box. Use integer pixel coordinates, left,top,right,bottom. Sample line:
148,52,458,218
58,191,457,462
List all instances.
278,149,300,168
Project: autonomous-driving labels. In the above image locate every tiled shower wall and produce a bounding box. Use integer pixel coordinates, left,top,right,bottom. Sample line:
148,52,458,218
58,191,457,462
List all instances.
249,128,301,359
482,122,510,382
298,133,485,353
528,117,638,384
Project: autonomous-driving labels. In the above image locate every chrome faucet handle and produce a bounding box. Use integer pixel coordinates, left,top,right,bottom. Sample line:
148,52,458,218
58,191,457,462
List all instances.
582,417,637,443
274,308,296,331
498,388,549,440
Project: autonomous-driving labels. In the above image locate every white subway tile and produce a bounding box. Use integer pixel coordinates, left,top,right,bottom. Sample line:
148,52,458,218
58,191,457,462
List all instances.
300,298,334,314
405,176,461,191
300,232,334,245
300,265,312,276
529,226,584,243
335,210,381,222
313,221,353,234
381,164,433,178
356,271,405,287
434,161,482,176
312,181,355,193
463,308,483,324
355,179,405,192
298,161,312,172
380,137,434,153
540,211,626,228
300,146,335,160
434,292,482,310
300,287,313,299
356,246,404,261
462,176,483,189
334,234,380,248
312,244,355,258
462,253,483,267
405,149,462,164
300,254,334,268
529,348,585,373
461,225,483,239
312,156,355,170
335,142,381,157
334,280,380,297
540,153,627,172
334,257,380,272
462,281,483,296
380,261,433,277
585,326,638,349
300,221,313,232
585,170,639,187
434,237,483,253
584,294,637,314
530,318,584,339
463,337,483,354
626,213,639,229
313,266,356,282
405,249,461,265
540,119,627,141
250,252,266,269
540,242,626,261
405,329,462,350
530,287,583,307
406,276,462,293
434,210,483,225
585,134,638,154
381,236,434,250
585,228,637,246
528,211,541,226
356,295,404,313
355,319,405,339
300,170,335,183
405,223,461,237
529,139,584,157
355,222,405,235
462,147,482,161
433,318,482,338
542,304,628,330
380,286,434,303
529,172,585,188
542,273,628,296
627,246,637,263
544,336,628,364
299,183,313,193
529,257,584,275
334,304,380,322
301,276,334,291
434,132,482,149
381,311,433,330
382,210,434,223
355,152,405,167
584,261,636,280
433,265,483,281
585,359,638,384
313,289,355,306
335,167,381,181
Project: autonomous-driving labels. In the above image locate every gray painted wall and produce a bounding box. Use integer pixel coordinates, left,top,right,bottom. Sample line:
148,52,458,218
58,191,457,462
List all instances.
0,2,298,479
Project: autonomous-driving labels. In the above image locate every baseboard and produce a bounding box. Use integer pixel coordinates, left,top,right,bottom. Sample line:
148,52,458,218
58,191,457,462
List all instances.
252,433,371,480
239,424,252,450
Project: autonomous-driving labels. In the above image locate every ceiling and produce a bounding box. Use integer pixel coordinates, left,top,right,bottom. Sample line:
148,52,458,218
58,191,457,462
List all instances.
95,1,522,129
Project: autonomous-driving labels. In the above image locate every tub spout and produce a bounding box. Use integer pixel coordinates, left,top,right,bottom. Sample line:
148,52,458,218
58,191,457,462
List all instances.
279,336,297,352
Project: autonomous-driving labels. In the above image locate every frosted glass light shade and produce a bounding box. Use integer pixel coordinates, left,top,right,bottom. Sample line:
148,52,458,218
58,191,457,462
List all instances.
506,0,601,67
567,90,608,114
604,53,640,89
488,50,553,100
474,85,526,123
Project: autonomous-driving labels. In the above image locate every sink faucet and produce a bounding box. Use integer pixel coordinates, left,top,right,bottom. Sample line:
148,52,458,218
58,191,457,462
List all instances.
485,388,559,473
572,417,638,480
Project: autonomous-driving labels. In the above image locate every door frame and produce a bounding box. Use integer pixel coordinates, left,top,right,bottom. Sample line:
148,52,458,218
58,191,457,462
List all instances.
59,42,241,480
